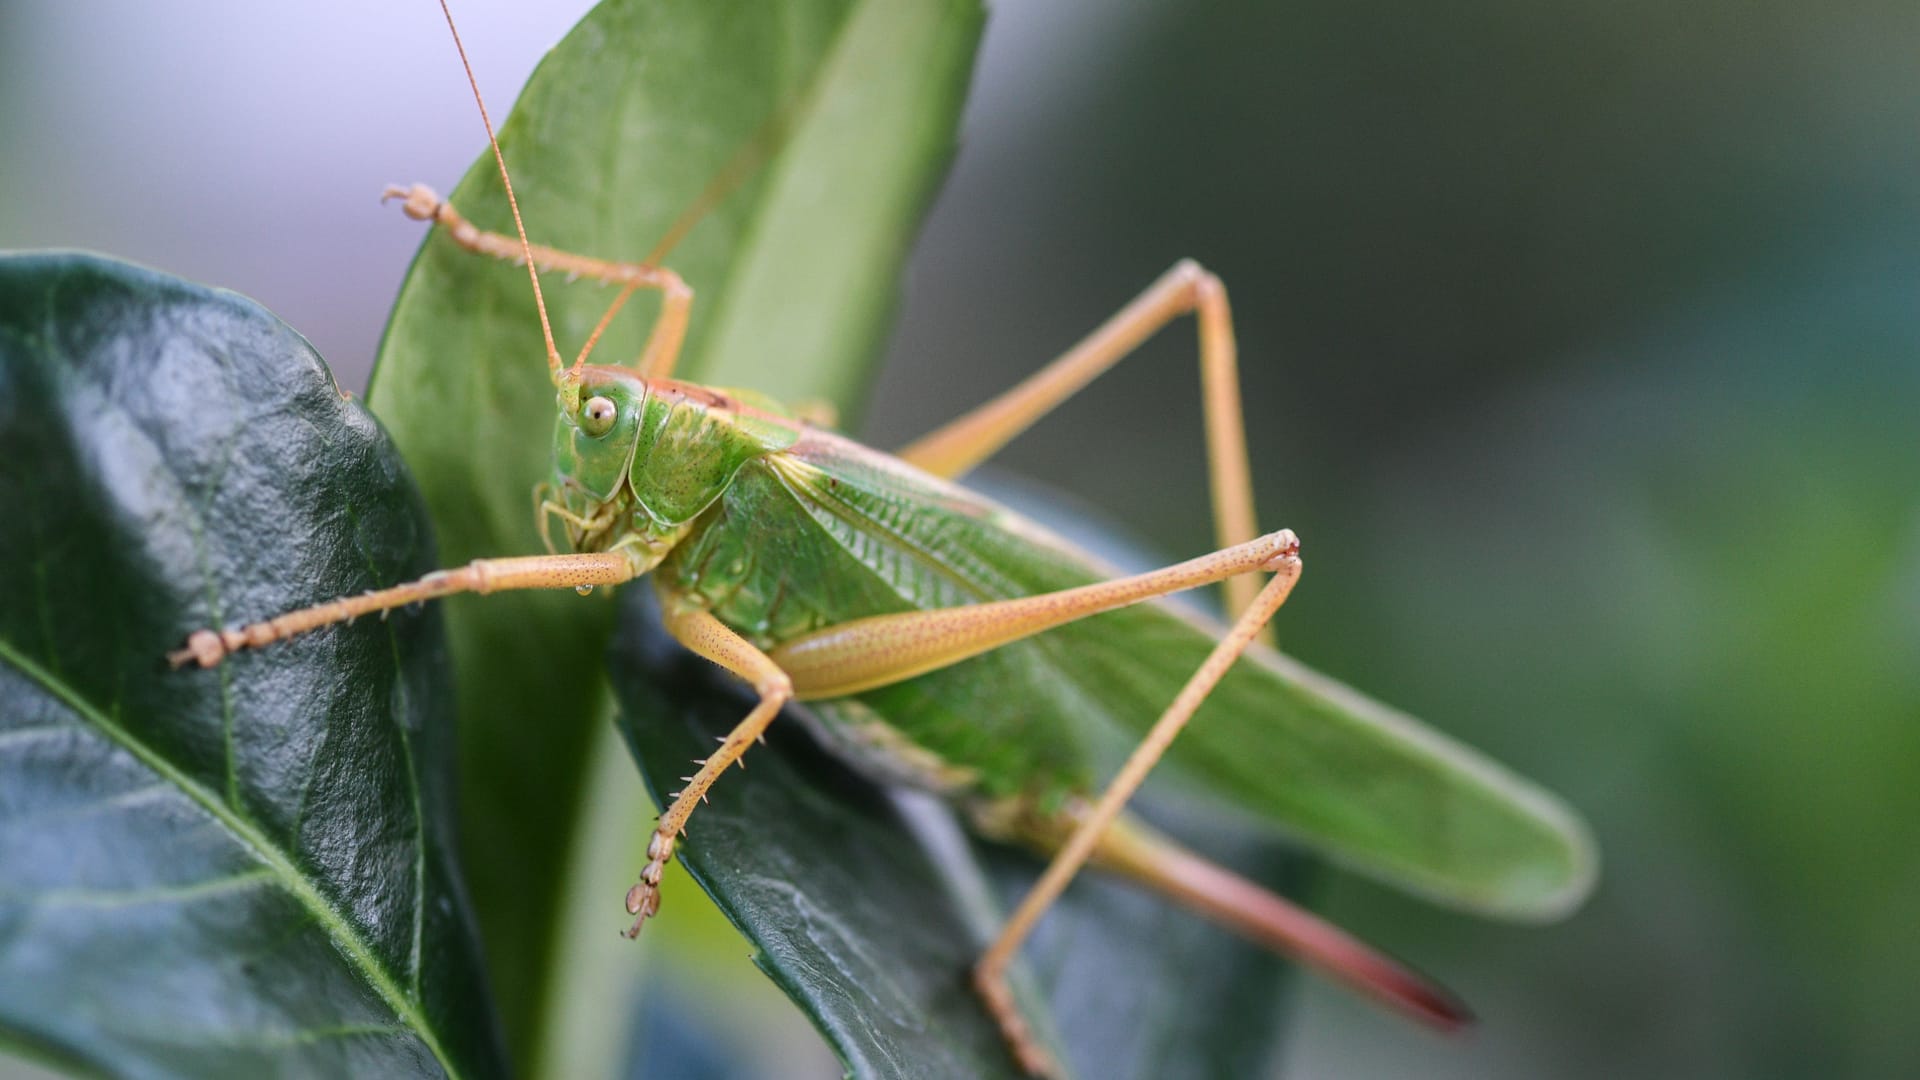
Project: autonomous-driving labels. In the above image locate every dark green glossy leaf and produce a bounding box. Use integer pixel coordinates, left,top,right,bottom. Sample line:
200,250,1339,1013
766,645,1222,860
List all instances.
0,254,502,1077
366,0,984,1062
611,587,1301,1080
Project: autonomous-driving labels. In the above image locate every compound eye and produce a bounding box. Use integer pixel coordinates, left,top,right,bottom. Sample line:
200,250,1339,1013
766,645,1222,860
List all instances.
581,395,618,436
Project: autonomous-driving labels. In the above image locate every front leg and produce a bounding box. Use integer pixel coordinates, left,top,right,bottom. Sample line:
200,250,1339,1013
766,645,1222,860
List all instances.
384,183,694,379
626,592,794,934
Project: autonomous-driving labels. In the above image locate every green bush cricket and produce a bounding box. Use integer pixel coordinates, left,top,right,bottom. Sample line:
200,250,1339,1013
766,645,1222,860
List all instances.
171,2,1596,1074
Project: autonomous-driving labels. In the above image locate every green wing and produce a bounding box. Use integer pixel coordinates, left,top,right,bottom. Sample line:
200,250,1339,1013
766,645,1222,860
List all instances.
1054,590,1596,921
679,431,1596,922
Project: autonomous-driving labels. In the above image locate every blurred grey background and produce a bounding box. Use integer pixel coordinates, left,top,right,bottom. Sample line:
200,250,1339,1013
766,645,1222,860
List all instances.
5,1,1918,1078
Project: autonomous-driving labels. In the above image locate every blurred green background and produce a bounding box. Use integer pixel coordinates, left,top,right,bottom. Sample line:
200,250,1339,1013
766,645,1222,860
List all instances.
4,1,1916,1078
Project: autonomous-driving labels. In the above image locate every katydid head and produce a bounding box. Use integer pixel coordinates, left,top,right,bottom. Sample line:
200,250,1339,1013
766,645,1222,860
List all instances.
544,366,649,555
553,367,649,501
541,365,800,563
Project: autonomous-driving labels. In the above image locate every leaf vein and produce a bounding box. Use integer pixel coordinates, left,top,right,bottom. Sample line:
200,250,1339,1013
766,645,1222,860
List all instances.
0,636,462,1079
1,868,276,909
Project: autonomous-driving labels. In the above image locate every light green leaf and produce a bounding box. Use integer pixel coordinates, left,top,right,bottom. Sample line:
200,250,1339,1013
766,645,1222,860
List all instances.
366,0,985,1063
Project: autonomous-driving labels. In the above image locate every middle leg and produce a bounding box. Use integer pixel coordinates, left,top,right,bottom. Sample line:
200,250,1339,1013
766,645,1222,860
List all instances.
625,599,793,935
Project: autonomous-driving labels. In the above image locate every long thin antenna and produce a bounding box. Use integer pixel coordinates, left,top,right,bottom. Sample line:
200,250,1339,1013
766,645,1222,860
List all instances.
436,0,566,382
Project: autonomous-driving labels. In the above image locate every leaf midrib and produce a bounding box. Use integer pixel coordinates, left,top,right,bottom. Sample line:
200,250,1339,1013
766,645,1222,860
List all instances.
692,0,867,391
0,637,461,1080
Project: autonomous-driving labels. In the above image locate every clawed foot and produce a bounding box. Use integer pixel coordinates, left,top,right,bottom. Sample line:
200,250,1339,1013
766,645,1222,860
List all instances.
622,879,660,938
380,182,443,222
622,830,676,938
167,629,228,669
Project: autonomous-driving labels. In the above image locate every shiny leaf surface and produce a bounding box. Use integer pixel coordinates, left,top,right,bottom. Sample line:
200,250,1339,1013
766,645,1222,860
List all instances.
0,254,501,1078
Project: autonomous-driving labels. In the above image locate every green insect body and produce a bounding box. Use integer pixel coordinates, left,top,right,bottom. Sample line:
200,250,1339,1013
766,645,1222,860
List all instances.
547,362,1592,922
165,195,1597,1080
167,5,1600,1071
